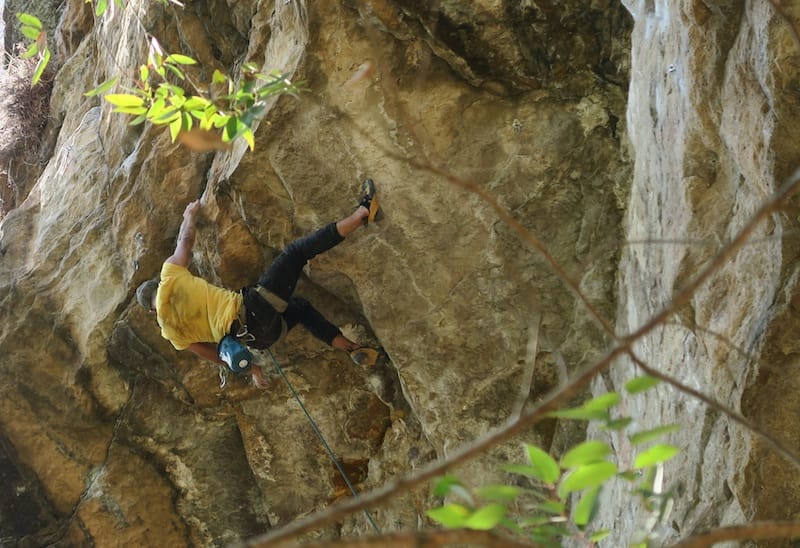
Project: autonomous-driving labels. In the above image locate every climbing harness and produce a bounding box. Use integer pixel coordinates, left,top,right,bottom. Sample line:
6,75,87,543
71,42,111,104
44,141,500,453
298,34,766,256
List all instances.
266,348,382,534
218,300,256,374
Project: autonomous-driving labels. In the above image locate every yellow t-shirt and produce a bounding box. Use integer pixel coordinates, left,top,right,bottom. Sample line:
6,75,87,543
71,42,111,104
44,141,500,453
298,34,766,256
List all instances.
156,262,243,350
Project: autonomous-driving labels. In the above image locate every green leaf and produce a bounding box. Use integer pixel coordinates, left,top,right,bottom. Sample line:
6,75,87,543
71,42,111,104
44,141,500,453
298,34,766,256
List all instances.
95,0,108,16
432,475,461,497
165,54,197,65
20,25,40,40
590,529,611,542
128,114,147,126
557,461,617,499
530,523,571,539
548,407,608,421
561,441,612,468
534,500,566,515
573,486,601,528
223,116,245,142
154,85,170,100
112,105,148,115
147,98,167,118
21,42,39,59
463,503,507,531
164,84,185,98
519,515,553,528
601,417,634,431
164,63,186,80
476,485,522,503
105,94,146,108
212,69,228,84
183,96,211,112
499,517,522,535
626,376,661,394
634,444,680,469
630,424,681,446
426,504,469,528
212,113,230,129
181,112,193,132
140,65,150,82
242,128,256,148
32,48,51,86
153,108,180,124
169,94,186,109
584,392,621,411
169,116,182,141
16,13,42,30
619,470,641,482
502,464,545,479
526,444,561,484
84,77,118,97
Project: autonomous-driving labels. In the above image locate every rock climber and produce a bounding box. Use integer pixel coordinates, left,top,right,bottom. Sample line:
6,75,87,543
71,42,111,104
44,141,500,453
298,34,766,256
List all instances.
136,180,381,387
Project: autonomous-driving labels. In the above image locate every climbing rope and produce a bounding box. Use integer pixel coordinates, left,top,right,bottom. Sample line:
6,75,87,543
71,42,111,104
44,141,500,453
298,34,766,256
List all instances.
266,349,381,535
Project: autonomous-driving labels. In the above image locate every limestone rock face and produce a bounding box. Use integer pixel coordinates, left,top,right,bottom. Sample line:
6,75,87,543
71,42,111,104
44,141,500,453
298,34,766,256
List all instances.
1,0,796,545
596,0,800,543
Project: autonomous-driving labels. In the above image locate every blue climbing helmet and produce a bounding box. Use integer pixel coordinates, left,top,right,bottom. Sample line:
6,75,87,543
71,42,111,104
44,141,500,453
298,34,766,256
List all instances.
218,335,252,373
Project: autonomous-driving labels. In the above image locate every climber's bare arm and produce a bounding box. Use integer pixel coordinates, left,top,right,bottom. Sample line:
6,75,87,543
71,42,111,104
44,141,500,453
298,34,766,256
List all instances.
187,342,224,365
166,200,202,267
187,342,268,388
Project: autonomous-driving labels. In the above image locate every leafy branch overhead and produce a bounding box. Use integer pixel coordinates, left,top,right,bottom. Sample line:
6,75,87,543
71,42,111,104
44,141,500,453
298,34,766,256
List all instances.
427,376,681,547
17,3,300,151
86,37,299,150
16,13,50,86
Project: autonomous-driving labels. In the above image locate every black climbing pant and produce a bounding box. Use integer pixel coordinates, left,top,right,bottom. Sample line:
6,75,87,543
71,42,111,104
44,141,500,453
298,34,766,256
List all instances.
242,222,345,349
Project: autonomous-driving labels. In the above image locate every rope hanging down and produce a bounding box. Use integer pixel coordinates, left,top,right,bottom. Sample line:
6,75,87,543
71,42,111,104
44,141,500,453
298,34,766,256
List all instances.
266,349,381,535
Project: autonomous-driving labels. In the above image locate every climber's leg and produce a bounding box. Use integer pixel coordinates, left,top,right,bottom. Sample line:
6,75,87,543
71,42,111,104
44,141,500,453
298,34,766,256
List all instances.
257,207,369,302
282,296,363,352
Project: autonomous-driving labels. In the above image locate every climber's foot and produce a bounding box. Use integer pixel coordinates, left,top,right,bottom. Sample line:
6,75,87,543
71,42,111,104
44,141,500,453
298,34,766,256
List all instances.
358,178,382,226
350,347,380,367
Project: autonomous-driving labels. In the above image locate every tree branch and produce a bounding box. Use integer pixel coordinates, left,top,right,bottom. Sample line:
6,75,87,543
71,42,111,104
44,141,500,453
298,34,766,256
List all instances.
671,521,800,547
297,529,541,548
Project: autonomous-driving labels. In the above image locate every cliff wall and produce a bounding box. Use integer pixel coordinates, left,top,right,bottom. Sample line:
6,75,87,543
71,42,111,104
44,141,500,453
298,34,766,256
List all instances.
0,0,796,546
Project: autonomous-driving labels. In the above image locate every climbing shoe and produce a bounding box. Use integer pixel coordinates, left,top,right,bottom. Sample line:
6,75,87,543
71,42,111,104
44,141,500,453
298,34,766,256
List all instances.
350,347,380,367
359,178,382,226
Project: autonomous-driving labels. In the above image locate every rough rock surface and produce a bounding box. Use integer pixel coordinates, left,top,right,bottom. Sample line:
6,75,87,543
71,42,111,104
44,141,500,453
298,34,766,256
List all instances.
595,0,800,545
1,0,797,546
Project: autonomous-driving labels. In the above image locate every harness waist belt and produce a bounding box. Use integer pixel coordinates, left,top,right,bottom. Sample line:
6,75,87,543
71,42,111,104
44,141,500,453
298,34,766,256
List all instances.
255,285,288,313
229,286,289,348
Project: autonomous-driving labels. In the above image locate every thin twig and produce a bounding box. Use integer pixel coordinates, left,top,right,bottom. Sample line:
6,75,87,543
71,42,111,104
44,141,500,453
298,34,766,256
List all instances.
512,313,541,420
631,356,800,468
664,321,756,362
297,529,540,548
671,521,800,547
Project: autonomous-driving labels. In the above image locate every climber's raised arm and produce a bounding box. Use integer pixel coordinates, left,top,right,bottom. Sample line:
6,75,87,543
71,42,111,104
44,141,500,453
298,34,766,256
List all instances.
166,200,202,267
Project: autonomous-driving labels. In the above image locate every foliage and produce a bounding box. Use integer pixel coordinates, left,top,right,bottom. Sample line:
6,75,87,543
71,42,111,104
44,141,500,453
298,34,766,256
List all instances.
16,0,299,150
15,13,50,86
427,376,680,547
86,38,299,150
0,45,56,162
